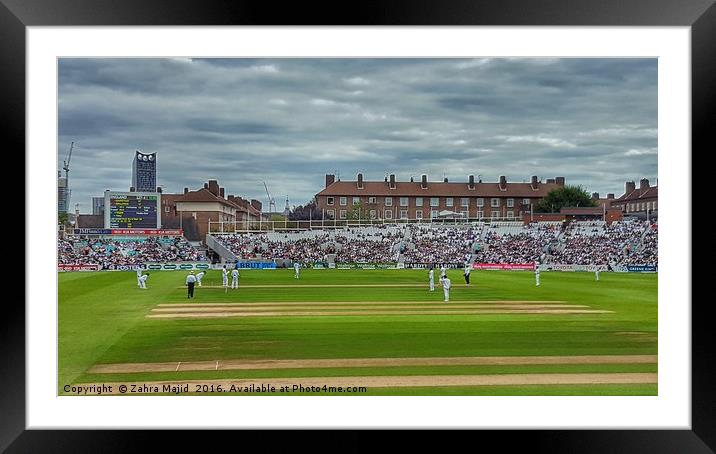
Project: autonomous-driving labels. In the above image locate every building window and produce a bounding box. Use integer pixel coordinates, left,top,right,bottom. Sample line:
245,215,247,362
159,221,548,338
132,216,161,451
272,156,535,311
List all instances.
339,210,347,219
384,210,393,219
353,197,360,205
415,197,423,207
507,198,514,208
327,209,335,218
491,198,500,207
327,197,334,205
446,197,454,207
192,212,197,219
400,197,409,206
369,210,376,219
415,210,423,219
165,206,170,213
400,210,408,219
477,198,484,207
461,210,469,219
507,211,514,218
491,211,499,218
477,210,484,219
385,197,393,206
368,196,377,204
522,198,530,206
340,197,347,206
431,210,439,219
430,197,439,207
461,197,469,207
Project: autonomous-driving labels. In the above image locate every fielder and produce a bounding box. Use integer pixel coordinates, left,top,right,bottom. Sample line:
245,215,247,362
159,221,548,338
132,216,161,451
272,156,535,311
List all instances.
595,267,600,281
294,261,301,279
195,271,205,287
231,268,239,289
534,263,540,287
136,268,143,287
464,262,471,287
442,275,452,302
440,265,447,281
222,266,229,288
138,273,149,289
429,267,435,292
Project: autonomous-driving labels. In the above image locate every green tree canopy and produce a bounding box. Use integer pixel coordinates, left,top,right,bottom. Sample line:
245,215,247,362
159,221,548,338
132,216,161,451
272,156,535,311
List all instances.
534,185,597,213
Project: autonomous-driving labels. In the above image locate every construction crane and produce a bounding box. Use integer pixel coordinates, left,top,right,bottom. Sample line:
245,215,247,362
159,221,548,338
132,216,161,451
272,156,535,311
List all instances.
263,182,277,214
61,142,74,213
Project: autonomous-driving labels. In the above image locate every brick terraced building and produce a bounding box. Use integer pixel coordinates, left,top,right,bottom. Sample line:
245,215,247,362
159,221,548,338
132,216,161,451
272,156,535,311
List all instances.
315,173,566,221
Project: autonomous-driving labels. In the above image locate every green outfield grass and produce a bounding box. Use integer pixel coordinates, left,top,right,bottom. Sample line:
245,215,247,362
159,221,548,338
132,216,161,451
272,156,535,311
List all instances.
58,268,657,395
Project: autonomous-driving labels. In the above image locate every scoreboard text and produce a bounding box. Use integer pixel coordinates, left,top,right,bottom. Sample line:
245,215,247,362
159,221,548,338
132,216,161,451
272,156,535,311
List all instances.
109,194,158,228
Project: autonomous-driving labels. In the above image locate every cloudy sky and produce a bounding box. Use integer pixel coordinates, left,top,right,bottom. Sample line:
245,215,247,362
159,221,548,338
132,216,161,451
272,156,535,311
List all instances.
58,58,657,213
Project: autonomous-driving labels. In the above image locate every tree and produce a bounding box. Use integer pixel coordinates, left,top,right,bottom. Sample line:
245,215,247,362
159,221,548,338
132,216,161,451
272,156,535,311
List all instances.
288,200,322,221
58,212,69,226
347,201,369,221
534,185,597,213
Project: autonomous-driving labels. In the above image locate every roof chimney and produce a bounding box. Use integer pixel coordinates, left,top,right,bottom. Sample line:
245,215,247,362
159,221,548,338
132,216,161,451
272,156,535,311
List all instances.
357,173,363,189
443,177,448,183
531,175,539,190
184,187,189,194
592,192,599,199
156,186,162,193
499,175,507,191
625,181,636,195
639,178,650,192
250,199,262,211
389,174,396,189
325,174,335,188
546,178,555,184
219,187,225,198
421,174,428,189
203,182,209,189
468,175,475,190
607,193,615,199
555,177,565,186
208,180,220,196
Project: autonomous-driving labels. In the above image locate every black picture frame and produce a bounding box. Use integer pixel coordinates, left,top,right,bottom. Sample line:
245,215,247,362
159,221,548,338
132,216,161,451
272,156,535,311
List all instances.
5,0,711,451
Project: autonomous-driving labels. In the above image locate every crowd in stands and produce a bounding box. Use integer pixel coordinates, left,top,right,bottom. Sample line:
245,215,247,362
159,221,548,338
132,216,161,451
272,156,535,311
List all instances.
58,236,204,268
474,223,561,264
401,225,477,264
550,220,656,266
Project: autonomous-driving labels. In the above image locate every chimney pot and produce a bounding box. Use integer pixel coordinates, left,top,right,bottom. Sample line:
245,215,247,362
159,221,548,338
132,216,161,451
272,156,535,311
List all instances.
219,187,225,198
443,177,448,183
592,192,599,199
389,174,395,189
421,174,428,189
499,176,507,189
468,175,475,189
555,176,565,186
546,179,555,184
203,183,209,189
531,175,538,186
639,178,650,190
357,173,363,189
607,193,615,199
184,187,189,194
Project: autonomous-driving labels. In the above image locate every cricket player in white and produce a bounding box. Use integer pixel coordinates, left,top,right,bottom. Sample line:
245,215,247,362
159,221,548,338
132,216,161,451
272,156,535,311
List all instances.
231,268,239,289
196,271,205,287
442,276,452,302
440,266,447,280
222,266,229,288
595,267,600,281
535,263,540,287
429,268,435,291
294,261,301,279
464,263,471,287
136,268,143,287
139,273,149,289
